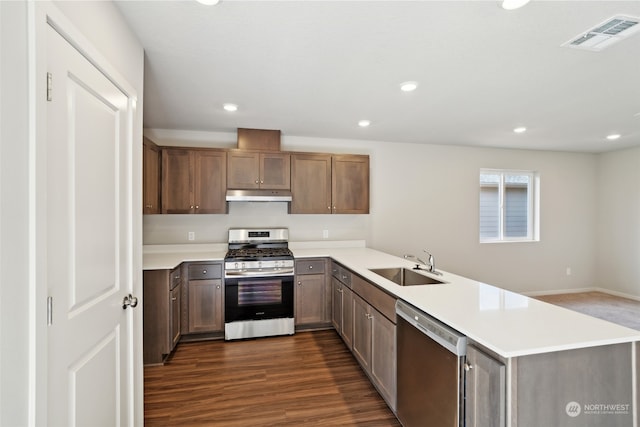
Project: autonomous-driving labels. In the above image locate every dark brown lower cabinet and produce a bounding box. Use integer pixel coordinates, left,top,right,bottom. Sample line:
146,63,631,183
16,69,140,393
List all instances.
332,277,353,349
188,279,223,333
295,258,331,327
182,262,224,335
143,267,182,365
352,293,397,411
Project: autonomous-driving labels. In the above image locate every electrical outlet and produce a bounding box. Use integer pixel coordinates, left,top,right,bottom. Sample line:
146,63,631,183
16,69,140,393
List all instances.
188,232,195,241
322,230,329,239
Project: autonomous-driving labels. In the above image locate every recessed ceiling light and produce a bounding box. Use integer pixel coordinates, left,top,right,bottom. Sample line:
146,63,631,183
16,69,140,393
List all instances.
501,0,530,10
400,81,418,92
358,120,371,128
513,127,527,134
223,103,238,112
606,134,621,141
196,0,220,5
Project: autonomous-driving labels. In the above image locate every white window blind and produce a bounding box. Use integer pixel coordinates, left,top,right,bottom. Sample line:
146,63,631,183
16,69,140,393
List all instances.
480,170,537,242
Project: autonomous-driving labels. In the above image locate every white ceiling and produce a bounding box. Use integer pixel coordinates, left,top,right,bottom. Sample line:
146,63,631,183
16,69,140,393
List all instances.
115,0,640,153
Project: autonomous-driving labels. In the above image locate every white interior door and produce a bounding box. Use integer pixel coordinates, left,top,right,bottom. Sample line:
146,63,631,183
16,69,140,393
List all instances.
45,22,134,426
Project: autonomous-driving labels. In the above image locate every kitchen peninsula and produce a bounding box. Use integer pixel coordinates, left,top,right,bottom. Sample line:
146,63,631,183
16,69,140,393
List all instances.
144,242,640,427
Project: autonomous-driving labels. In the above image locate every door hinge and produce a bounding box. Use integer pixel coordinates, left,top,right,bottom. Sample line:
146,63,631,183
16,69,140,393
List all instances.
46,72,52,102
47,296,53,326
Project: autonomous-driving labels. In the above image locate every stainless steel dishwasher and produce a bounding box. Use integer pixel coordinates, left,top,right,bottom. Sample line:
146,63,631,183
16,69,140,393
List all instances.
396,300,467,427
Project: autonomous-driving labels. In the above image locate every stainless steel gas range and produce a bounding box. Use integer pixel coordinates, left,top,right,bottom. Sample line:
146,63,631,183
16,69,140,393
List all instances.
223,228,295,340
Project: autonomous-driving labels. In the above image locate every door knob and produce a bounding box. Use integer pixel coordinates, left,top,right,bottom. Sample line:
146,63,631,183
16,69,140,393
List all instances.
122,294,139,309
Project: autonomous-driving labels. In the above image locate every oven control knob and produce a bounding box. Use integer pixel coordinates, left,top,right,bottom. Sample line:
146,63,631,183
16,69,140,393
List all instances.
241,262,246,270
235,262,239,269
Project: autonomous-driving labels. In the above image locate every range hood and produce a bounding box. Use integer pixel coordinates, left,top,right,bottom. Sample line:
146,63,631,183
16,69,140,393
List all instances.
226,189,292,202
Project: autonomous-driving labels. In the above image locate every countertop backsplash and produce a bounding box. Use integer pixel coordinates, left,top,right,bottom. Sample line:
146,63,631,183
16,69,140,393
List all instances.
143,201,369,245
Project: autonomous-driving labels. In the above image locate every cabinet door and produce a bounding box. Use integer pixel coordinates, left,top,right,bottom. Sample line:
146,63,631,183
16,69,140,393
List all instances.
341,286,354,350
188,279,223,333
194,150,227,214
290,153,332,214
143,138,161,214
332,155,369,214
169,283,181,350
260,152,290,189
371,310,397,411
295,273,326,325
331,278,343,334
227,151,260,189
465,345,506,427
352,294,372,371
162,148,193,213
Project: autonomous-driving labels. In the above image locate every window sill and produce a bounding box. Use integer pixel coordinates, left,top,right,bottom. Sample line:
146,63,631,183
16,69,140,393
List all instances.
480,239,539,244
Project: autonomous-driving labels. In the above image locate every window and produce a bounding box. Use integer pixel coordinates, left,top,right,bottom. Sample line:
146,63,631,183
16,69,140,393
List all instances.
480,169,538,242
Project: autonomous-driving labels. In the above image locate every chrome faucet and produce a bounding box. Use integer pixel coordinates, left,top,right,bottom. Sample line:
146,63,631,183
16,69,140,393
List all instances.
404,250,442,275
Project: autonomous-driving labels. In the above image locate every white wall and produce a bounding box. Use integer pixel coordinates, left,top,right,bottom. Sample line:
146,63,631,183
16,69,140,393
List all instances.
1,2,31,425
145,129,599,294
368,142,598,294
596,146,640,298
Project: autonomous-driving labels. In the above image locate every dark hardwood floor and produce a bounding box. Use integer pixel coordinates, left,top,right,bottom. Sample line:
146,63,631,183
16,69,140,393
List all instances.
144,330,401,426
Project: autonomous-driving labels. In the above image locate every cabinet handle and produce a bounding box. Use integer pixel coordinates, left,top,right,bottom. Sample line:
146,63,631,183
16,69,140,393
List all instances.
308,265,313,269
366,313,373,320
297,281,302,286
337,288,343,293
464,362,473,372
195,205,199,209
342,275,348,280
190,205,194,209
255,179,259,184
216,285,221,289
260,180,264,184
171,297,177,301
203,270,207,274
145,204,152,209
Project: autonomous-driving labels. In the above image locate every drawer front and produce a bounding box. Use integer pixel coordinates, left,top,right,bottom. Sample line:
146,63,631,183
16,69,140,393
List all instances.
331,262,341,279
170,267,182,290
188,263,222,280
296,259,326,275
338,267,351,287
352,274,396,323
331,261,351,286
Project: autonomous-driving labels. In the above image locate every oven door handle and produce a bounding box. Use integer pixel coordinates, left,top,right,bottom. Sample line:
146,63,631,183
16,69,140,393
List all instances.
225,268,295,277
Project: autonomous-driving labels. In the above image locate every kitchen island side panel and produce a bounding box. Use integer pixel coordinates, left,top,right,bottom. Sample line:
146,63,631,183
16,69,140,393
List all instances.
514,342,634,427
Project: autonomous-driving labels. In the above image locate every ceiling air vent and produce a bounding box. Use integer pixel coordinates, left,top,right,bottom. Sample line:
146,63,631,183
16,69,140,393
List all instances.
562,15,640,51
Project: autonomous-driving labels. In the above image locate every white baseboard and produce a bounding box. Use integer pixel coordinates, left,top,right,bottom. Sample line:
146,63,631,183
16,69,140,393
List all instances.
522,287,599,297
596,287,640,302
523,287,640,302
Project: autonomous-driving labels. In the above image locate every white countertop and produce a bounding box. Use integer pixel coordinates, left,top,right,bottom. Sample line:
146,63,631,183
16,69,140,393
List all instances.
143,243,640,358
143,243,227,270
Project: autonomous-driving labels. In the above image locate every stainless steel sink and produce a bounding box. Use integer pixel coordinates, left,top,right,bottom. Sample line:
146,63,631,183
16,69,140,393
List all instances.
369,267,447,286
